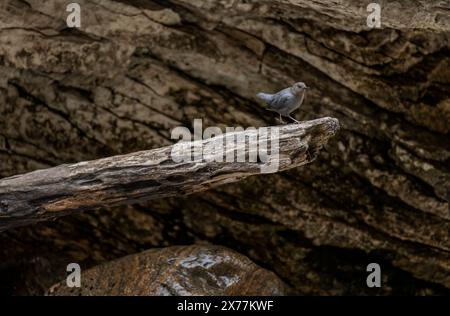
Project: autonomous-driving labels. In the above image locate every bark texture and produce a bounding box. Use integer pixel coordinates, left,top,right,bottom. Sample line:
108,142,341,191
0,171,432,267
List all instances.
0,0,449,295
0,118,338,231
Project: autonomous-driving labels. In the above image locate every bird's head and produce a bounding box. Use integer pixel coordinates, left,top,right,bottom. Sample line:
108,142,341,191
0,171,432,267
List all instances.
291,82,308,95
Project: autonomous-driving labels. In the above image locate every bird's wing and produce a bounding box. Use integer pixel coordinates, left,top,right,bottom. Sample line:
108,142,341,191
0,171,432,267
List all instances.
269,91,292,111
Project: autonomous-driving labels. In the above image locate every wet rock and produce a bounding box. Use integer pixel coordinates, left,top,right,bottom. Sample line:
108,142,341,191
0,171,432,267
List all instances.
47,245,287,296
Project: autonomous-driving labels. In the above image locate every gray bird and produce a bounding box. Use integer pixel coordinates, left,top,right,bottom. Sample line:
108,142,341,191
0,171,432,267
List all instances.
256,82,308,124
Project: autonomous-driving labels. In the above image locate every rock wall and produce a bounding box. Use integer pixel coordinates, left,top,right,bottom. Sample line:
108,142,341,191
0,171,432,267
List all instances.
0,0,449,295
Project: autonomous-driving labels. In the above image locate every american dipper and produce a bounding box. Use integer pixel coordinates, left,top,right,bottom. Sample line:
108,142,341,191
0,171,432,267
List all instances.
256,82,308,124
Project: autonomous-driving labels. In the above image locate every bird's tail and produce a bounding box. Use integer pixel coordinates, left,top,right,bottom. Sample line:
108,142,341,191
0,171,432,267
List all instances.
256,92,272,104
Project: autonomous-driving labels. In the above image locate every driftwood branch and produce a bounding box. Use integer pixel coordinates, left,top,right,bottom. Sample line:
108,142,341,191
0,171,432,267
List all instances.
0,117,339,231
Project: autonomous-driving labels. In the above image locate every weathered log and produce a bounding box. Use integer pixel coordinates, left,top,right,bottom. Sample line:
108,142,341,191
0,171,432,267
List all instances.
0,118,339,231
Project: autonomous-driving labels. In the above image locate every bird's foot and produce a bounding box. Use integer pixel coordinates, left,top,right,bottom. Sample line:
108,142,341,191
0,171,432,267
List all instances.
288,115,301,124
278,114,287,125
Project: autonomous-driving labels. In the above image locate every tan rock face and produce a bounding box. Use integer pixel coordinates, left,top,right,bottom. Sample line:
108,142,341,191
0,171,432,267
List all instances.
47,245,287,296
0,0,449,296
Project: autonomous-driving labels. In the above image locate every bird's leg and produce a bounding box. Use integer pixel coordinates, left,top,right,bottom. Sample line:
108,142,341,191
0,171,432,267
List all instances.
288,115,301,124
278,113,287,124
